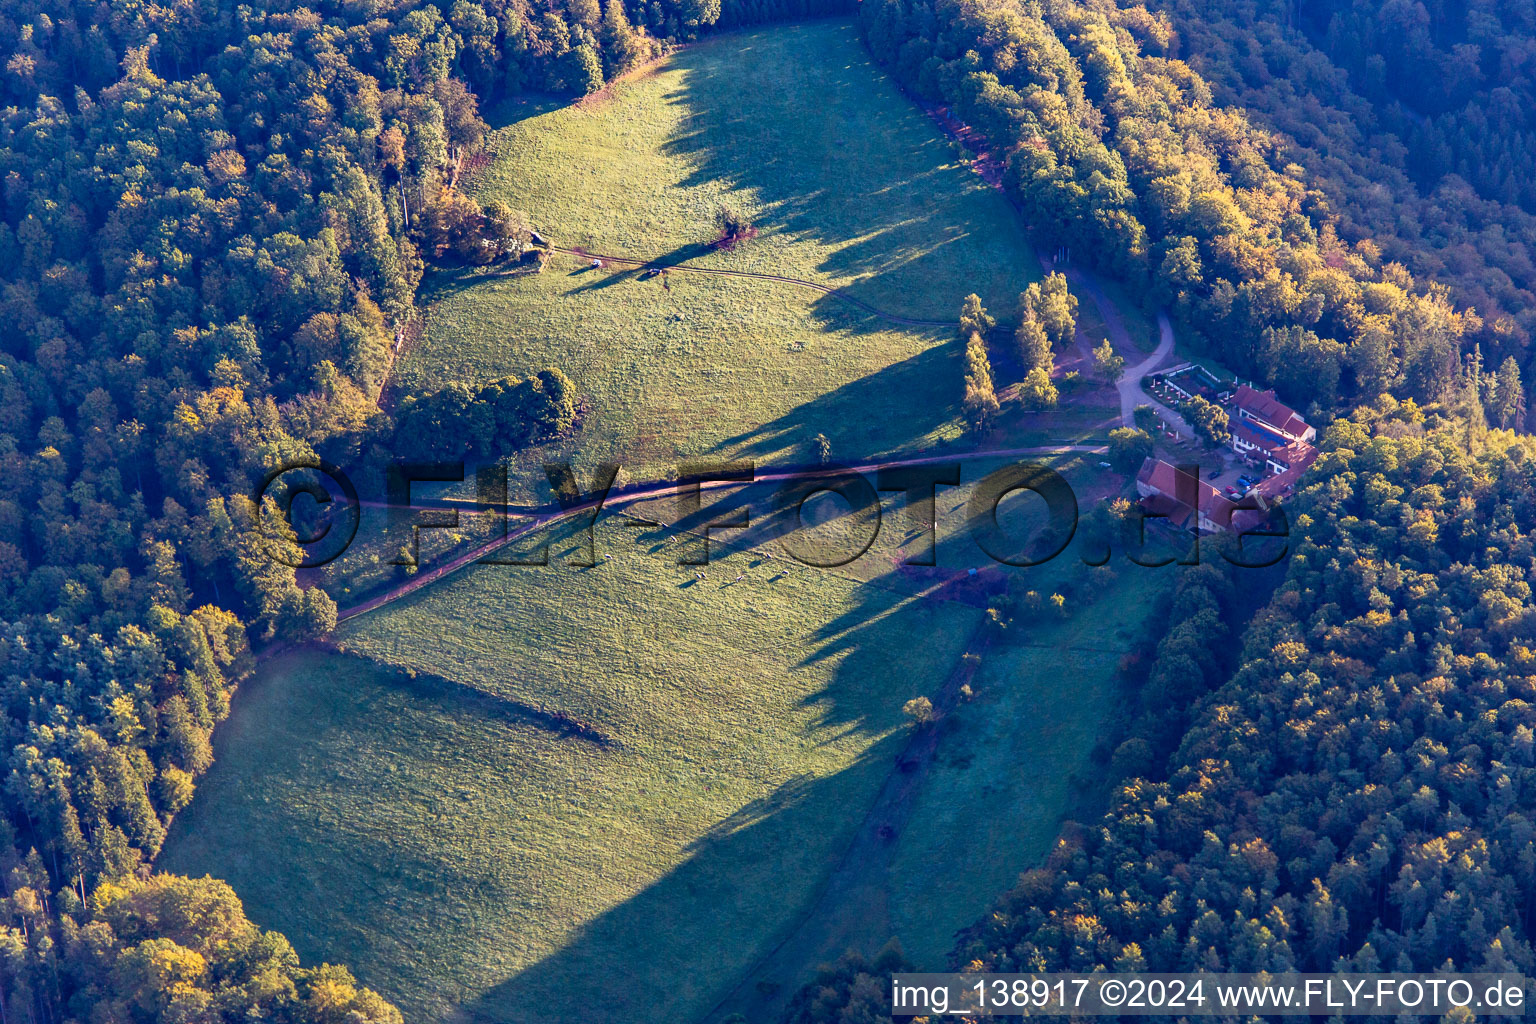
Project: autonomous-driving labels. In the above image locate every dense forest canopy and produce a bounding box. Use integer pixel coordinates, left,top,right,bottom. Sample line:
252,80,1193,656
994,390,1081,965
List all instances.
861,0,1530,424
1299,0,1536,212
1146,0,1536,408
953,410,1536,982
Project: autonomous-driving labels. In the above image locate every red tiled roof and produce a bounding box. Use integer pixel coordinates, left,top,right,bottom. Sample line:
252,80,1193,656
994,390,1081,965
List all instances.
1137,458,1218,498
1273,439,1318,471
1136,458,1237,531
1229,507,1271,536
1203,497,1264,534
1141,492,1194,528
1234,385,1310,438
1254,442,1320,499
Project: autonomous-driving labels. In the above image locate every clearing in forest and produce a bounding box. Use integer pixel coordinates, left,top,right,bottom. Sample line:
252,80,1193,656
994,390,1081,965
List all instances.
160,21,1165,1024
162,458,1166,1023
393,20,1043,480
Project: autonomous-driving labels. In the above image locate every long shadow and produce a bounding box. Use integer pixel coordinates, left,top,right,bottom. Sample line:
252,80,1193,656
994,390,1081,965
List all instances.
708,340,960,461
653,26,1034,318
269,28,1055,1019
415,245,944,346
352,655,621,748
444,477,1090,1024
449,25,1034,329
563,268,635,295
481,92,581,130
449,572,951,1024
179,535,961,1024
451,741,906,1024
614,239,719,270
415,260,539,306
561,241,723,296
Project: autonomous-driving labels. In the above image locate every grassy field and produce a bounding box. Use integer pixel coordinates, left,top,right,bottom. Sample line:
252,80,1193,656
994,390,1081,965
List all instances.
886,560,1165,958
393,21,1042,479
165,455,1174,1021
163,519,981,1023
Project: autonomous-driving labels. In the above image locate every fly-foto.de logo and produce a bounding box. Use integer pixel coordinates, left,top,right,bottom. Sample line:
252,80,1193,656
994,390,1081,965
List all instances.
252,458,1289,571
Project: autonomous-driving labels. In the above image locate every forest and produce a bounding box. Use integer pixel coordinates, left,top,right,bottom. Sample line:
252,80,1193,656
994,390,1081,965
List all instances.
861,0,1528,422
1148,0,1536,414
949,404,1536,985
0,0,1531,1016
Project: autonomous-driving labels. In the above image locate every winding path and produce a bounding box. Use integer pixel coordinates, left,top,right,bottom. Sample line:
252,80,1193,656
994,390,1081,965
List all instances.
349,222,1169,1021
1120,313,1189,434
335,444,1109,622
1030,253,1186,434
352,92,1195,1024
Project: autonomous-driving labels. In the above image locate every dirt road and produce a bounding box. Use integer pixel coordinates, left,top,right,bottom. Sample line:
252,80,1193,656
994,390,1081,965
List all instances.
1031,259,1186,434
1119,313,1190,434
334,444,1109,623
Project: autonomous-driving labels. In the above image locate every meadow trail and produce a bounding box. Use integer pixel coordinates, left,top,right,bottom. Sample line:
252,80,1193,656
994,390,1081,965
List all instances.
320,61,1138,1020
1062,272,1186,432
329,445,1104,1024
546,245,963,328
333,443,1109,623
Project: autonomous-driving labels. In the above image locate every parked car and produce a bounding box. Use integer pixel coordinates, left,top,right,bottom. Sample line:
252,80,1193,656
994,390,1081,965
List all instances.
1098,461,1113,469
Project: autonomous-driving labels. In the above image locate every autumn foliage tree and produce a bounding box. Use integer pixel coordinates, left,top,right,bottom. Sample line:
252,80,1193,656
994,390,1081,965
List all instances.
959,296,999,434
1181,394,1231,447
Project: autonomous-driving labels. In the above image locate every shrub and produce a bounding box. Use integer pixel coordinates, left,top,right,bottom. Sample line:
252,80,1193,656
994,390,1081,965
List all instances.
902,696,934,724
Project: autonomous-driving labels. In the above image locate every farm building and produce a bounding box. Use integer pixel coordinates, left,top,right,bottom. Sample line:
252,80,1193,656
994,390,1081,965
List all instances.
1232,385,1315,443
1228,384,1320,491
1231,418,1293,466
1250,442,1320,501
1135,458,1267,535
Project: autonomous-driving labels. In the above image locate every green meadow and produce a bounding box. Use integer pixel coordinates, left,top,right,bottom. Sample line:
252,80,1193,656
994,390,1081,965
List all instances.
164,520,979,1022
393,21,1041,479
165,459,1172,1021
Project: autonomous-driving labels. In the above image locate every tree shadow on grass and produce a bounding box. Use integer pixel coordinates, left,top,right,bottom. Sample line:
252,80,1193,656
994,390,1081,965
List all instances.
481,92,582,130
431,517,984,1024
166,514,976,1024
620,488,958,753
655,27,1033,317
414,261,544,307
706,339,960,463
427,24,1036,365
448,736,907,1024
563,268,635,295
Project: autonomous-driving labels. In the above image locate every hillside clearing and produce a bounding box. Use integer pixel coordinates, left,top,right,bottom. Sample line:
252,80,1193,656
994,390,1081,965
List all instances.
393,21,1042,480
